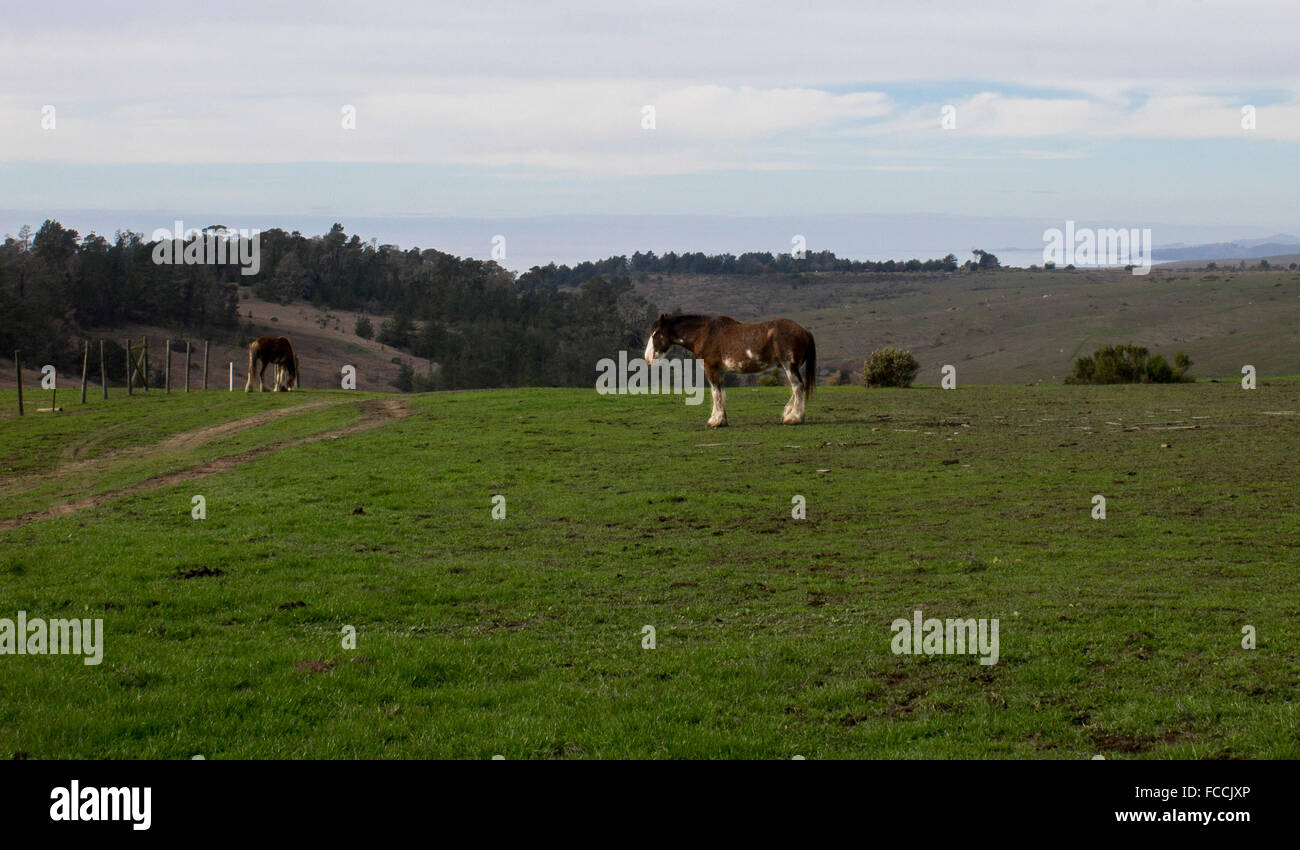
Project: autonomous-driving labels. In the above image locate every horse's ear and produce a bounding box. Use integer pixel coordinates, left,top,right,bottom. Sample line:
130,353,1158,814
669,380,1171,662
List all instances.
658,313,668,323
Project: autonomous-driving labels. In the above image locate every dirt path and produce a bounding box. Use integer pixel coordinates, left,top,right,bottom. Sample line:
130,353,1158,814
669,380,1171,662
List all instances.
0,398,411,532
56,397,343,464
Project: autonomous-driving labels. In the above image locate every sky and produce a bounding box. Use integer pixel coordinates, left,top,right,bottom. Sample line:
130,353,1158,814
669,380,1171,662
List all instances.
1,1,1296,269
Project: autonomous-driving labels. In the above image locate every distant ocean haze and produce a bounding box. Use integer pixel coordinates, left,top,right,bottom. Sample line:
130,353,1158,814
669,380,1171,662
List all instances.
0,211,1281,273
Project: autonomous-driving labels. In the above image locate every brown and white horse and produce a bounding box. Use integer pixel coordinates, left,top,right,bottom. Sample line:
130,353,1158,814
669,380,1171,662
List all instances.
244,336,298,392
644,314,815,427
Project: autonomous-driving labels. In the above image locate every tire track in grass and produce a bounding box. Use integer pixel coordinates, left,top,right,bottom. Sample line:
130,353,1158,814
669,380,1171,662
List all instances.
53,397,342,465
0,398,410,531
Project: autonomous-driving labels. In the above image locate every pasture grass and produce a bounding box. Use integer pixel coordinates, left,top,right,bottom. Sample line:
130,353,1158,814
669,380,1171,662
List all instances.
640,266,1300,385
0,390,366,521
0,382,1297,758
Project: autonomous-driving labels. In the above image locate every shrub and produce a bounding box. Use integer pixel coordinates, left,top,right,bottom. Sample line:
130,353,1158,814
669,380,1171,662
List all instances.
1068,344,1193,384
355,315,374,339
757,372,784,387
864,347,920,388
1146,354,1173,383
1068,355,1096,384
377,314,413,349
1100,344,1146,382
392,362,414,392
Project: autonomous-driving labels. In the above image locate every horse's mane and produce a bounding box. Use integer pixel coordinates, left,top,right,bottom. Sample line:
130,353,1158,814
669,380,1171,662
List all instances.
664,314,718,334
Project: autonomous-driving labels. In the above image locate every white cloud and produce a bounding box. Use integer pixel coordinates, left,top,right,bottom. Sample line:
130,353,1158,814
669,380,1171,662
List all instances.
5,81,1297,174
1,0,1296,226
0,84,894,172
905,92,1300,140
4,1,1298,95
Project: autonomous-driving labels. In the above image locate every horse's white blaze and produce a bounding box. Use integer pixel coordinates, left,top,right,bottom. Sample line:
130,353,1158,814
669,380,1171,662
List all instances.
644,338,656,364
746,349,756,360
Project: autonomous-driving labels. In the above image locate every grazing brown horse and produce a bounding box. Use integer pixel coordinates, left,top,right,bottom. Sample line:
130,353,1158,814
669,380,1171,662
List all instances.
244,336,298,392
644,314,815,427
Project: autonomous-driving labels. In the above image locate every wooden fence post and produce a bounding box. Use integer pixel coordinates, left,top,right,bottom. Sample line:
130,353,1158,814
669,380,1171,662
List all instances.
164,339,171,393
80,340,89,404
203,341,210,390
185,340,191,391
14,350,22,415
143,338,149,390
126,339,133,395
100,339,107,399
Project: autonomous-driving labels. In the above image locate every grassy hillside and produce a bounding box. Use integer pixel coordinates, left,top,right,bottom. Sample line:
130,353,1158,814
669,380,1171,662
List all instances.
9,266,1296,397
638,266,1300,385
0,291,431,393
1,382,1296,758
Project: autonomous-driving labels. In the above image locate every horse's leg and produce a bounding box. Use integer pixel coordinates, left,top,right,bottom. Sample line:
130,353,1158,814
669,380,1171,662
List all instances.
706,369,728,428
258,359,269,392
780,365,795,418
781,362,805,424
244,348,255,392
272,363,282,392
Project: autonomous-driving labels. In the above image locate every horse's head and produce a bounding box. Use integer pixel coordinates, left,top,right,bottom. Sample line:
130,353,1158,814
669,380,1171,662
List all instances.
277,339,298,390
644,314,672,364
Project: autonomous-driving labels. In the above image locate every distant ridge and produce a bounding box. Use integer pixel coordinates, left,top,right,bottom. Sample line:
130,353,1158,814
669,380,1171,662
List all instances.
1153,237,1300,262
1157,252,1300,270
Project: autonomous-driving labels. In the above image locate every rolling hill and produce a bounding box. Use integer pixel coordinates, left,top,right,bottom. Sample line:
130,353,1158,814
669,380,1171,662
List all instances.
635,266,1300,384
6,267,1298,395
1,289,433,394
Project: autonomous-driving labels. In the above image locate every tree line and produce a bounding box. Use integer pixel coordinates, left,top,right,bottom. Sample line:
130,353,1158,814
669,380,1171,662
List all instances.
0,221,240,382
1,221,655,389
524,249,971,288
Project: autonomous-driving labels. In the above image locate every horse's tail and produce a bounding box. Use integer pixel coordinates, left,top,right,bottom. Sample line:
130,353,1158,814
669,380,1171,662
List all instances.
803,332,816,398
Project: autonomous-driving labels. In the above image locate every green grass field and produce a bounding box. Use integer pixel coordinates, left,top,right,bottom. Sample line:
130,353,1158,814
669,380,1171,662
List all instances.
1,382,1297,758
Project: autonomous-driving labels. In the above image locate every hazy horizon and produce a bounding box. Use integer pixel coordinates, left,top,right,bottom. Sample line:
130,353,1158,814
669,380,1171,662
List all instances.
3,1,1298,263
4,209,1293,273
